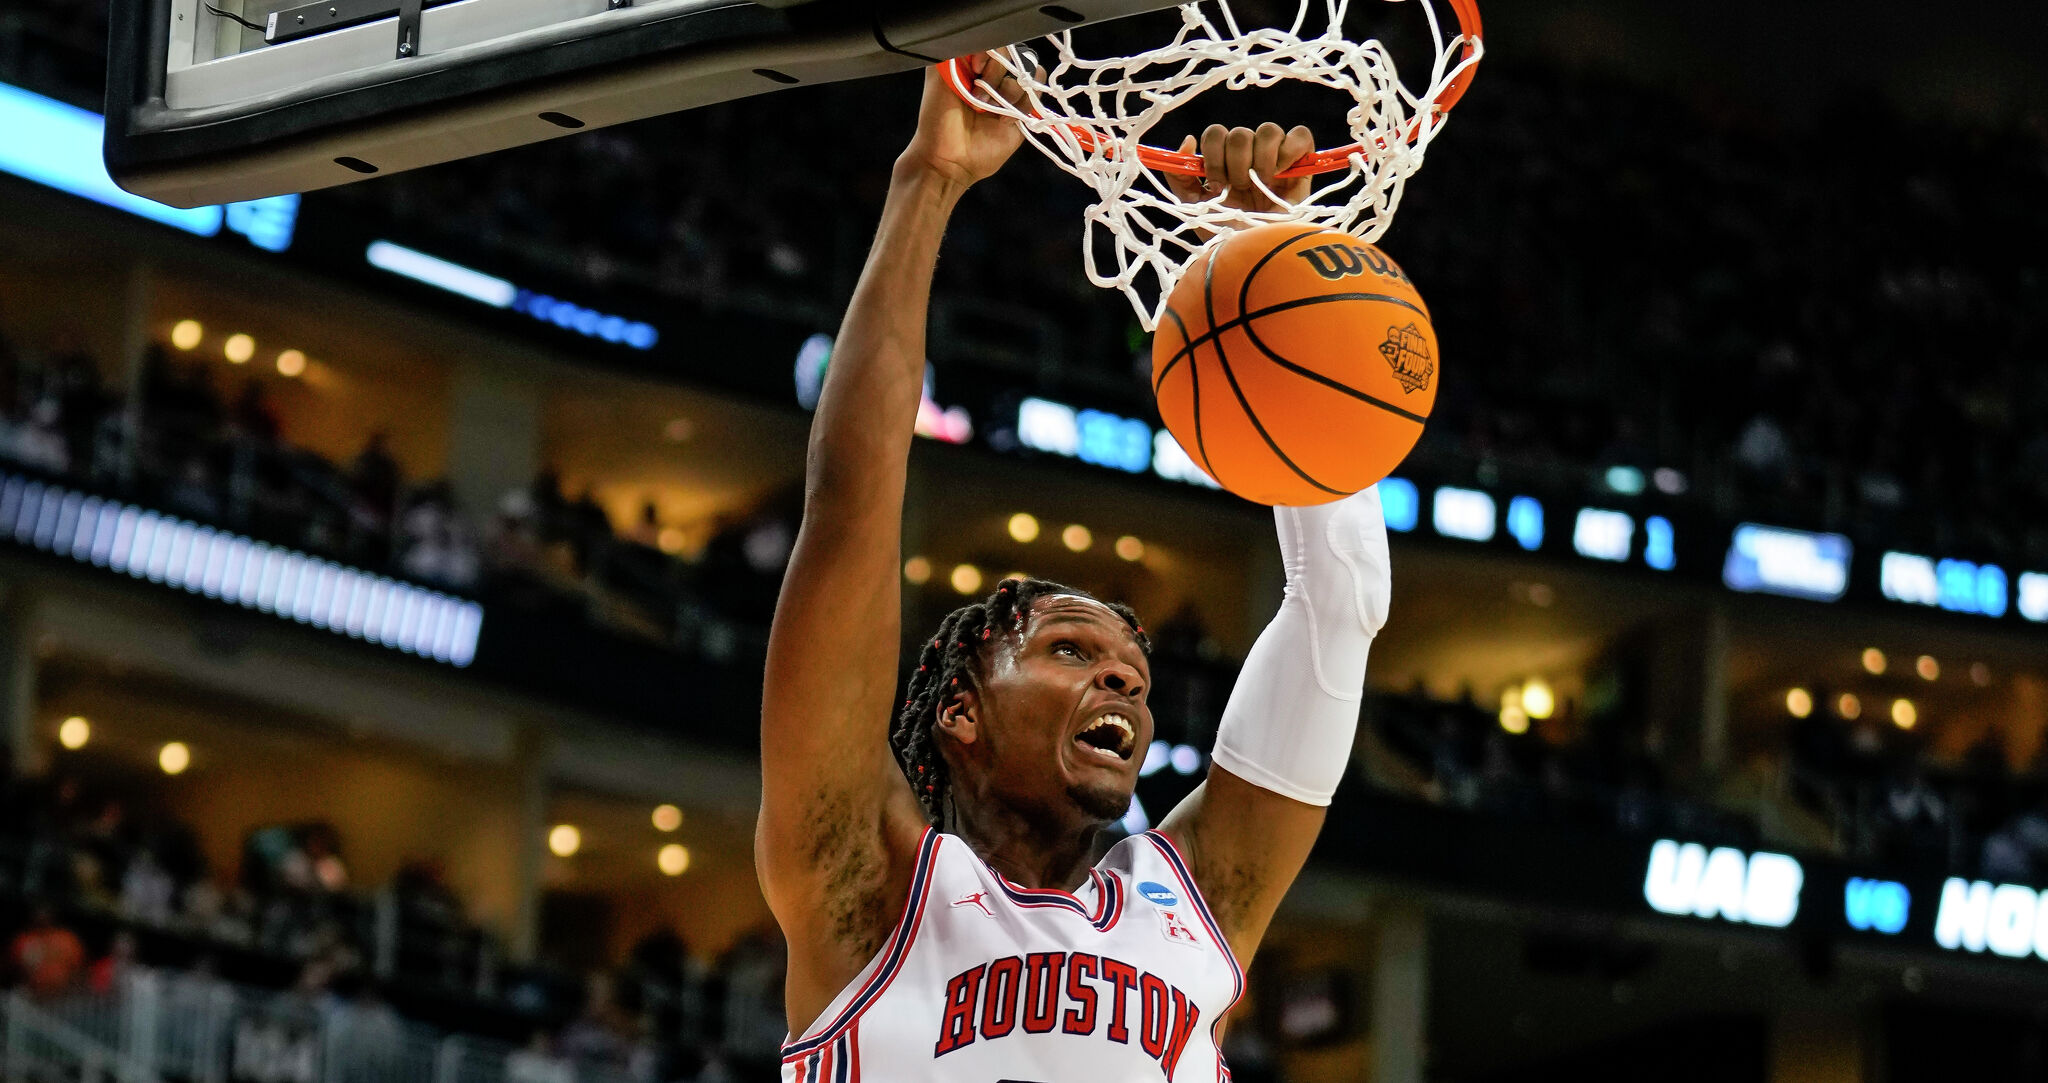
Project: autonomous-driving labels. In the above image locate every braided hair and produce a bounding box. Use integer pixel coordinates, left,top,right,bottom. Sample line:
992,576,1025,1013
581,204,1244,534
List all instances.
891,577,1151,826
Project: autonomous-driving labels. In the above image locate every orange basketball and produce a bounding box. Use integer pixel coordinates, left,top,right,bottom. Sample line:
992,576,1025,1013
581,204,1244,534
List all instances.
1151,224,1438,506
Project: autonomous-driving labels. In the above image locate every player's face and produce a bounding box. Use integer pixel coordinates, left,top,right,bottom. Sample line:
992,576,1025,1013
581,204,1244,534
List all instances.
971,596,1153,825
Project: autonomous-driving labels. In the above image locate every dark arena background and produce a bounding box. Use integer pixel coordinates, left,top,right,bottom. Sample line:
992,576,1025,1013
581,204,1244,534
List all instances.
3,0,2048,1080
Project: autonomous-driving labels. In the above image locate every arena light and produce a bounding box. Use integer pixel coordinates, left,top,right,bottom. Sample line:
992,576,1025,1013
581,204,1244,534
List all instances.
1572,508,1633,562
658,844,691,876
58,716,90,749
1506,496,1543,551
1721,524,1850,602
1498,687,1528,734
276,351,306,377
368,241,658,349
511,290,659,351
1115,535,1145,562
1971,662,1993,687
651,805,682,832
1521,678,1555,720
1917,655,1939,681
1862,648,1886,675
158,741,191,775
366,240,516,306
0,472,482,666
1644,516,1676,571
1837,693,1861,721
548,824,581,857
1062,524,1093,552
223,334,254,364
1378,478,1419,532
2020,573,2048,623
1604,465,1645,495
1892,699,1917,730
1008,513,1040,544
951,564,984,595
1432,486,1495,543
903,556,932,585
1786,688,1812,719
171,320,203,350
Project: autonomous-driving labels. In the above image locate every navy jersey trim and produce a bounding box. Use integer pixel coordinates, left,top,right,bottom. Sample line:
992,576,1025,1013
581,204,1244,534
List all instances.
986,863,1125,932
1140,830,1245,1009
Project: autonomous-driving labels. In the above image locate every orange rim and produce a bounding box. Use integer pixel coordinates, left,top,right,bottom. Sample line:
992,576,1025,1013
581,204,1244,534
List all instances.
945,0,1482,178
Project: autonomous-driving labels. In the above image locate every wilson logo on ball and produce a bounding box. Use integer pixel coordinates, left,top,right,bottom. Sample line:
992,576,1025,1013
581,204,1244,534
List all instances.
1379,323,1434,393
1293,243,1411,285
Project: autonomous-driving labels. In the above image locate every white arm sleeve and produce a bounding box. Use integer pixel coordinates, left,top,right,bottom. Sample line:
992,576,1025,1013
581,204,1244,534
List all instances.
1208,485,1392,807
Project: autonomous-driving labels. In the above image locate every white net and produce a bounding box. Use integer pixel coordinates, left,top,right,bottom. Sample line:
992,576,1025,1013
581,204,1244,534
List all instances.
950,0,1482,330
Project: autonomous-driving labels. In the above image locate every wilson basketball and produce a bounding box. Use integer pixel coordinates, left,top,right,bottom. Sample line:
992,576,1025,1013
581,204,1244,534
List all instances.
1151,224,1438,506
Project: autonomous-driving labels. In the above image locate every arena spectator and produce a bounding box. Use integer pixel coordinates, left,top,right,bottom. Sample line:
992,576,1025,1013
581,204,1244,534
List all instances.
10,901,85,997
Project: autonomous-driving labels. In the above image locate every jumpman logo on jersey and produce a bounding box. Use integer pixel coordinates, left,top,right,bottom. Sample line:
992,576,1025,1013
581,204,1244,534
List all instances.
951,891,994,918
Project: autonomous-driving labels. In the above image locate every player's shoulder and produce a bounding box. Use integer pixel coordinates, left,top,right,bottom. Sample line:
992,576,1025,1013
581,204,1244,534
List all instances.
1096,829,1192,883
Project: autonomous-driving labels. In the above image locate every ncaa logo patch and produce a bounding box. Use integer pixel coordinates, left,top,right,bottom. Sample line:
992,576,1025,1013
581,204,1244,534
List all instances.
1137,881,1180,907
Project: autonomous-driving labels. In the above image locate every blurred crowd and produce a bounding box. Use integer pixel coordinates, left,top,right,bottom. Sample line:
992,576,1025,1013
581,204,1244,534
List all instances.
1786,707,2048,883
1370,686,1757,848
0,752,798,1083
0,319,793,662
309,62,2048,570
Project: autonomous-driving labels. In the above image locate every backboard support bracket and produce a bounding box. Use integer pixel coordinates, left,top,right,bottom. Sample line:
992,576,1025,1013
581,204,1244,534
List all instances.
395,0,422,57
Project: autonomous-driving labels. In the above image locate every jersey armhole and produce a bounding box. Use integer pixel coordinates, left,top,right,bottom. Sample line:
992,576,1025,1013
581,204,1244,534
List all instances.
1140,829,1246,1011
782,826,942,1058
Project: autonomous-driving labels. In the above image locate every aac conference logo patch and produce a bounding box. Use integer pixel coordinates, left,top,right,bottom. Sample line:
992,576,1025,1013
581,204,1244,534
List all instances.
1137,881,1180,907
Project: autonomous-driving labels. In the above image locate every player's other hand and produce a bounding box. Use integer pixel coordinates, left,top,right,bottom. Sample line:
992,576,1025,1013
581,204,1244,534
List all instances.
1167,123,1315,213
902,53,1035,189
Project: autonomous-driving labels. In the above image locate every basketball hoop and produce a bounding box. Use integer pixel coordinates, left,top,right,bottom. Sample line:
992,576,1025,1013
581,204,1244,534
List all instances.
945,0,1482,330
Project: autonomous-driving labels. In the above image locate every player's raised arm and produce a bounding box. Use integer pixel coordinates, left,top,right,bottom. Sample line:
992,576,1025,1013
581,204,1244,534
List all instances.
1158,485,1392,964
755,57,1028,1031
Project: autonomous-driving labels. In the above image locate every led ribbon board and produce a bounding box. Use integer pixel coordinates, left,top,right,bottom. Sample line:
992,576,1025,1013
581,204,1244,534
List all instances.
0,472,481,666
1642,839,1804,928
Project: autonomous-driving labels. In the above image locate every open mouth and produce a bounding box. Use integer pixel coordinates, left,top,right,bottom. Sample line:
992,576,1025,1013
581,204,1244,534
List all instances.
1075,713,1136,762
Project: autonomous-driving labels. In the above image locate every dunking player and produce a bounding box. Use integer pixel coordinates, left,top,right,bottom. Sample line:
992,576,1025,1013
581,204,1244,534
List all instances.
758,55,1392,1081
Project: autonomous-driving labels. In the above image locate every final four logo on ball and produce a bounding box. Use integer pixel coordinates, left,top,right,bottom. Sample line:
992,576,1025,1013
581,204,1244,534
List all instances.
1380,323,1434,393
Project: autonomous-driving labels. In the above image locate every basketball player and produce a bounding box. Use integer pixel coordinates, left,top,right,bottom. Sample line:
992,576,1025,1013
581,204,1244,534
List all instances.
758,56,1392,1081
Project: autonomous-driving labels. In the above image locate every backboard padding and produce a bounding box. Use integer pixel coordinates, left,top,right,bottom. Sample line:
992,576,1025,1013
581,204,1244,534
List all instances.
105,0,1182,207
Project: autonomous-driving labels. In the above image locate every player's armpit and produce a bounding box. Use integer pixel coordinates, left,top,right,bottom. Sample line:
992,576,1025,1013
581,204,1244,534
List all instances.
1154,488,1389,959
1155,766,1326,962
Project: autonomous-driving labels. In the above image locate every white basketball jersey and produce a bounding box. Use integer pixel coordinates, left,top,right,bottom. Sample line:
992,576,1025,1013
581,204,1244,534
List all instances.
780,828,1242,1082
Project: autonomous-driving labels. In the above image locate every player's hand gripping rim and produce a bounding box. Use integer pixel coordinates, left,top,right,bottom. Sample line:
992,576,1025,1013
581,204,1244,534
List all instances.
902,51,1043,191
1165,122,1317,215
